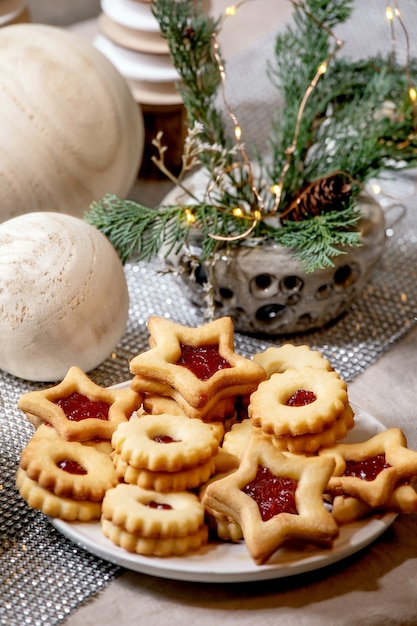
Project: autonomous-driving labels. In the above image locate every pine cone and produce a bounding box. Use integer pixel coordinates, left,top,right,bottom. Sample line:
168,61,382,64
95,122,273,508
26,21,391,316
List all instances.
281,173,352,222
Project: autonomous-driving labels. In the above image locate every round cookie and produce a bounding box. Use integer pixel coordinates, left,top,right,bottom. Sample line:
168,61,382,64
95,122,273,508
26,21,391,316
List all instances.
111,413,219,472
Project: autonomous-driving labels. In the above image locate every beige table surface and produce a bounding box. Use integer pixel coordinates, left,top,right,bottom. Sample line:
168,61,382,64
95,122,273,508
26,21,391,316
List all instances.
63,2,417,624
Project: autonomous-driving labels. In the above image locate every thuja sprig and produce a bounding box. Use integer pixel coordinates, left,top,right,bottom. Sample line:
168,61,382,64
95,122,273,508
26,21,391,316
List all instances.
85,0,417,275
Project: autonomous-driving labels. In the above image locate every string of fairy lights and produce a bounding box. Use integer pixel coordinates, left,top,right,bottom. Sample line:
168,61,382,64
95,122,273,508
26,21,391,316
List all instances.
197,0,416,241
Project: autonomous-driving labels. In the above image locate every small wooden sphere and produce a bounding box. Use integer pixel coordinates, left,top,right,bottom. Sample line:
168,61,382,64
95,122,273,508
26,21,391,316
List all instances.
0,23,144,221
0,212,129,381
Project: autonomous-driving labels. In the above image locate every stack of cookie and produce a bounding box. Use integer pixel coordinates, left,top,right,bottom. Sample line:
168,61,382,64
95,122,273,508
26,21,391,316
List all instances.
249,345,354,453
100,410,235,556
16,366,142,521
129,316,267,426
110,412,223,492
16,424,118,522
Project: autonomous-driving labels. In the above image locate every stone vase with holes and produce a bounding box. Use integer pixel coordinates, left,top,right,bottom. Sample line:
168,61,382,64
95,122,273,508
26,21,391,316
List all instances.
163,192,386,335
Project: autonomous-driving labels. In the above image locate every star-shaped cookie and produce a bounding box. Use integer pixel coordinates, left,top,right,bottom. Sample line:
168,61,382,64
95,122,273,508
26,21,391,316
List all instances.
18,366,142,441
129,316,266,409
319,427,417,507
202,433,339,564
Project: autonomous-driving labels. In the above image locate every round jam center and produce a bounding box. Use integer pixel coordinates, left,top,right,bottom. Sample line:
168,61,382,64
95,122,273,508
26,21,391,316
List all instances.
286,389,316,406
153,435,179,444
148,501,172,510
177,343,231,380
57,458,87,475
343,453,391,481
55,392,109,422
242,466,298,521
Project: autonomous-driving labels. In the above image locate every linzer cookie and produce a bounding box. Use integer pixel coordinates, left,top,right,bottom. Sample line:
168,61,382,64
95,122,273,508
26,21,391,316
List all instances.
16,425,118,521
19,427,118,501
101,483,208,556
202,433,338,564
129,316,266,421
18,366,142,441
253,344,333,378
111,412,220,492
331,481,417,524
16,468,103,521
248,366,350,438
319,427,417,508
112,413,219,472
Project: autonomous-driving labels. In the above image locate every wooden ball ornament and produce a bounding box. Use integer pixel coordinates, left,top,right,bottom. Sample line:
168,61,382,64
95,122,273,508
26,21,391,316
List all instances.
0,23,144,221
0,212,130,381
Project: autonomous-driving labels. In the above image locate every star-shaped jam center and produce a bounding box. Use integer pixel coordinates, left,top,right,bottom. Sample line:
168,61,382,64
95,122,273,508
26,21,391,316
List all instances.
18,366,142,441
320,427,417,507
242,466,298,520
177,343,231,380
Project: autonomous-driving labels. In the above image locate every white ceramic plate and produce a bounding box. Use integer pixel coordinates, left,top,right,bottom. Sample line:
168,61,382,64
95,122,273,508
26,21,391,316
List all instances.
94,34,179,82
51,403,397,582
98,13,169,55
101,0,160,32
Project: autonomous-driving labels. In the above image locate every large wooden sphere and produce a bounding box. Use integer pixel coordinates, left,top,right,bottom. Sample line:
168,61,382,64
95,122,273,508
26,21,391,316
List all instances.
0,212,129,381
0,23,144,221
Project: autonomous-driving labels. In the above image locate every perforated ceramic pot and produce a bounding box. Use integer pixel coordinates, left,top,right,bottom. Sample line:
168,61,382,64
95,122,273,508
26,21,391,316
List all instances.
164,193,386,335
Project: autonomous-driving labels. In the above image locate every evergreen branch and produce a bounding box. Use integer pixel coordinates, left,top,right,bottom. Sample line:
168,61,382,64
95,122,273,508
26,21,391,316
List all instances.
152,0,227,154
267,206,361,272
85,195,190,263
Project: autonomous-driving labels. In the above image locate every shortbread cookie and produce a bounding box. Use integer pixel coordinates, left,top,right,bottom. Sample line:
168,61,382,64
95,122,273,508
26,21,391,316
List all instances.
18,366,142,441
253,344,332,377
31,422,113,455
200,471,243,542
222,419,256,461
16,468,102,521
272,404,355,454
111,413,219,472
129,316,266,409
101,518,208,556
142,390,237,423
320,428,417,507
112,452,217,492
202,433,338,564
101,483,206,538
248,366,348,437
331,482,417,524
19,431,118,501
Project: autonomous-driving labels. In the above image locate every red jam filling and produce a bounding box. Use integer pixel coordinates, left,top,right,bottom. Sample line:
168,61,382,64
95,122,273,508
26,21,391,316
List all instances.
177,343,231,380
55,392,109,422
343,453,391,481
286,389,316,406
57,458,87,475
242,466,298,521
148,501,172,510
153,435,179,444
